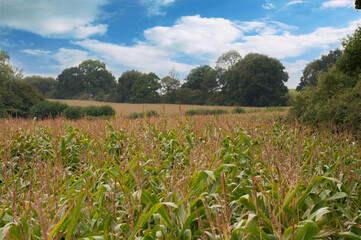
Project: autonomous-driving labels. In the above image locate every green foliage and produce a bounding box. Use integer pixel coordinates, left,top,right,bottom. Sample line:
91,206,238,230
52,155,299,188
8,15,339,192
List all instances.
63,105,116,119
117,70,143,102
291,26,361,137
296,49,342,91
226,53,289,106
22,75,57,98
185,108,228,116
232,107,246,113
30,101,68,119
0,50,44,117
64,106,84,119
83,105,116,117
126,110,159,119
130,73,161,103
0,115,360,239
55,60,116,100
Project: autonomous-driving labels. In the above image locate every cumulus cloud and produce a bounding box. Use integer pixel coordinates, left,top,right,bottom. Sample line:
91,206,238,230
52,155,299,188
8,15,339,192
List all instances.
321,0,354,8
144,16,241,57
0,0,108,38
139,0,176,16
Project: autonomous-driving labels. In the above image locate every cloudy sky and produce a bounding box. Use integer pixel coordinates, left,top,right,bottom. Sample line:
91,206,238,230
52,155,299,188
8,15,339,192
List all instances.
1,0,360,88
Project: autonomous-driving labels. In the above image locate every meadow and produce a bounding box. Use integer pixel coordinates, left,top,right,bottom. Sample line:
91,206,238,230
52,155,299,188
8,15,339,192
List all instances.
0,110,360,239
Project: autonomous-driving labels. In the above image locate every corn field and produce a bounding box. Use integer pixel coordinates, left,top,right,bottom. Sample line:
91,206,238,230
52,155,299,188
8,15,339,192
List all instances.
0,112,360,239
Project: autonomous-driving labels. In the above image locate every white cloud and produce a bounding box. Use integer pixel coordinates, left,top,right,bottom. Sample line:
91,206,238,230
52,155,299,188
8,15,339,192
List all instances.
73,39,194,76
139,0,176,16
53,48,92,69
144,16,241,57
287,0,306,6
262,3,276,9
0,0,109,38
321,0,353,8
22,49,51,56
283,60,309,88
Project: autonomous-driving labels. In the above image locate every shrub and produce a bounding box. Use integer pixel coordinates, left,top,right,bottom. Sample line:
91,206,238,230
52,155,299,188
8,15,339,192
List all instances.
232,107,246,114
30,101,68,119
126,110,159,119
83,105,115,117
64,106,84,120
185,108,228,116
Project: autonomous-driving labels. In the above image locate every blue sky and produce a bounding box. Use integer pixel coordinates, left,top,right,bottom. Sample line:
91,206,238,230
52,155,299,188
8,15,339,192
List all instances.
1,0,360,88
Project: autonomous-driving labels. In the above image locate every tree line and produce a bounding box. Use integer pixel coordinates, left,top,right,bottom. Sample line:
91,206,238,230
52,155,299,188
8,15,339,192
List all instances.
20,51,290,107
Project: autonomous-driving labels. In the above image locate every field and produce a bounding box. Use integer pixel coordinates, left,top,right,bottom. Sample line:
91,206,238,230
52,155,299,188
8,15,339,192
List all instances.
1,111,360,239
48,99,264,116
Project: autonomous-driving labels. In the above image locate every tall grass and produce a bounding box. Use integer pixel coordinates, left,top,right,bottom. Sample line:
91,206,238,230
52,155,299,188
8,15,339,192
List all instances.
0,113,360,239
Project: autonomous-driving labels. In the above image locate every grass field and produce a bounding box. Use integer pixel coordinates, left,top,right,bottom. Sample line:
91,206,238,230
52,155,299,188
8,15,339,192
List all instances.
1,112,360,239
48,99,270,116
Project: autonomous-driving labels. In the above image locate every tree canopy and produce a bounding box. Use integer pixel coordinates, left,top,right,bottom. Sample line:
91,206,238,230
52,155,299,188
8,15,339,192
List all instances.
56,60,116,100
296,49,342,91
0,50,43,117
23,75,57,98
230,53,289,106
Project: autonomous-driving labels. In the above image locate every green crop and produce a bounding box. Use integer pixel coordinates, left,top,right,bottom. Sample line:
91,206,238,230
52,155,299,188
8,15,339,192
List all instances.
0,113,360,239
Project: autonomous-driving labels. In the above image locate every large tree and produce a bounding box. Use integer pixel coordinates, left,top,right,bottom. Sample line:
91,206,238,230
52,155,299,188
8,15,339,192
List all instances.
129,72,161,103
55,60,115,100
117,70,143,102
231,53,289,106
296,49,342,91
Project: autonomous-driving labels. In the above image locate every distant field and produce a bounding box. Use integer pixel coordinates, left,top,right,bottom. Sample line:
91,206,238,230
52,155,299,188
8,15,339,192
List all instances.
48,99,267,116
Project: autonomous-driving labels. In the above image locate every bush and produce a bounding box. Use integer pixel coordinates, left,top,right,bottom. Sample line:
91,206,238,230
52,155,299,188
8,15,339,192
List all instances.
30,101,68,119
127,110,159,119
83,105,115,117
185,108,228,116
64,106,84,120
232,107,246,114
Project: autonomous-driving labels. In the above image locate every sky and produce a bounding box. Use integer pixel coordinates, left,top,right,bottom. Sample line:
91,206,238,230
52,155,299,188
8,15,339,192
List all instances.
0,0,360,88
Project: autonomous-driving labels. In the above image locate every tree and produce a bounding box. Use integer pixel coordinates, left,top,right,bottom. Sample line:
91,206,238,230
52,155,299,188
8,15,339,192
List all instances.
130,73,161,103
78,60,116,98
117,70,143,102
296,49,342,91
23,75,57,98
232,53,289,106
290,26,361,136
215,50,242,71
56,67,87,99
182,65,213,90
356,0,361,9
0,50,43,117
55,60,116,100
